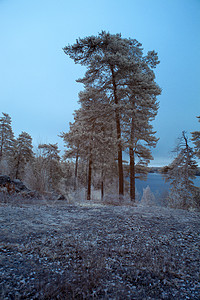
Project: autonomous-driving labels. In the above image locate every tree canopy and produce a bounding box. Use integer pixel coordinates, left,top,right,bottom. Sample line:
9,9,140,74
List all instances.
63,31,161,201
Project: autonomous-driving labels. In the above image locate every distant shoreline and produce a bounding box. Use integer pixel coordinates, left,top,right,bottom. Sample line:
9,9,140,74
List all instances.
149,167,200,176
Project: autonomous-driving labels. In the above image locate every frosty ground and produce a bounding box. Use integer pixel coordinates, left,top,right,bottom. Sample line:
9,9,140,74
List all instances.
0,198,199,299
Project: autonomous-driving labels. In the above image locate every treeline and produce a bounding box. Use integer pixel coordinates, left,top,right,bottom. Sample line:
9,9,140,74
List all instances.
0,112,121,198
1,111,199,208
0,112,69,195
1,31,199,209
150,166,200,176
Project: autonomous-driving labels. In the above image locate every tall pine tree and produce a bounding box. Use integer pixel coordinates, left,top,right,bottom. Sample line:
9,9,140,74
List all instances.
0,112,15,163
63,31,161,200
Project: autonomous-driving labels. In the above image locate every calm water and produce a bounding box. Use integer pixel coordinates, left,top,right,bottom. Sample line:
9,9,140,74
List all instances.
135,173,200,196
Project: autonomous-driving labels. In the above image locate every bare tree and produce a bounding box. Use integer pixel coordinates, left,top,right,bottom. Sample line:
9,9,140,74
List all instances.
161,131,198,209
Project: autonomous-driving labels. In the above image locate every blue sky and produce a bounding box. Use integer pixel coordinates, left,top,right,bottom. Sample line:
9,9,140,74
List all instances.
0,0,200,166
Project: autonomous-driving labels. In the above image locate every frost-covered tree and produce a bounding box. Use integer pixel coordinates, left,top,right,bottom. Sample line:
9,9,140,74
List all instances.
61,87,116,200
191,116,200,159
63,32,127,196
78,87,117,200
63,31,161,200
123,81,160,201
0,113,15,164
38,143,63,190
161,131,198,209
60,118,83,191
13,131,34,179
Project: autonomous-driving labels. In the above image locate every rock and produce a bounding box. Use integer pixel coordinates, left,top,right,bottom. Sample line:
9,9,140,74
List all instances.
25,190,41,199
0,176,29,193
0,175,41,199
0,175,11,185
57,194,66,201
12,179,30,192
0,175,15,194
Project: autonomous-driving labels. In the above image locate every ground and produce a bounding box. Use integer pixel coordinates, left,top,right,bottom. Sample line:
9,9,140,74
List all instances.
0,199,199,299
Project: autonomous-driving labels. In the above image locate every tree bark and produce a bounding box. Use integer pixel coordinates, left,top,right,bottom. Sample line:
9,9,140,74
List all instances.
15,157,20,179
101,180,104,201
87,155,92,200
101,169,104,201
183,131,189,186
0,133,4,162
182,131,190,208
129,117,136,201
74,151,79,191
110,65,124,196
129,146,135,201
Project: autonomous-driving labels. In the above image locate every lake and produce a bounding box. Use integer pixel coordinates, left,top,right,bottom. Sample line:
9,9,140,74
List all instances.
135,173,200,197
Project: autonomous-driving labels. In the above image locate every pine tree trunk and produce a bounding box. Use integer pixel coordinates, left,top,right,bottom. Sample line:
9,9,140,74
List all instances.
87,156,92,200
101,180,104,201
0,138,3,162
130,117,135,201
183,131,189,187
183,131,190,208
110,65,124,196
101,169,104,201
15,158,20,179
129,147,135,201
74,152,79,191
117,138,124,197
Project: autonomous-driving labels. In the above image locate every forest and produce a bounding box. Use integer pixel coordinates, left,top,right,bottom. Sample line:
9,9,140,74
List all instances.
0,32,200,210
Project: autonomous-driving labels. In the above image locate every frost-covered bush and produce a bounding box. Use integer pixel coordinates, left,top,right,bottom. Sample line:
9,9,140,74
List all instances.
141,185,156,206
23,161,50,193
191,187,200,211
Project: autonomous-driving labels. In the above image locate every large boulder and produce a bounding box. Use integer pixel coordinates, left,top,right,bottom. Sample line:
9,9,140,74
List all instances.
0,175,41,199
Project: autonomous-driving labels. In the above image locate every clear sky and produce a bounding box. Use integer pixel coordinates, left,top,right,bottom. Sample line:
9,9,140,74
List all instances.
0,0,200,166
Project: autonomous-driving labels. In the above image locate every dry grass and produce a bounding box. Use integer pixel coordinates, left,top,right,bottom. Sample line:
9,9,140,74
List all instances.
0,199,200,299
